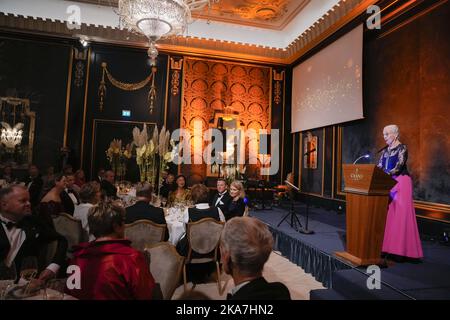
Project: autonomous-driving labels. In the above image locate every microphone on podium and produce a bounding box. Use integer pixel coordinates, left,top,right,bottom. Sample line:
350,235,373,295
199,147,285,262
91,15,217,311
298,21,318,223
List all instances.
284,180,300,192
303,148,316,156
377,145,388,154
353,154,370,164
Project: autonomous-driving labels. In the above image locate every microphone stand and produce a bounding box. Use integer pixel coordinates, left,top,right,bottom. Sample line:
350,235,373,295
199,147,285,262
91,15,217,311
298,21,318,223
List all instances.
297,148,316,235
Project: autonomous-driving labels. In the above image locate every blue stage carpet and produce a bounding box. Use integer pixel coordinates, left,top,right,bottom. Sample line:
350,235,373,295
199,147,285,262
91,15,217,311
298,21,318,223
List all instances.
250,203,450,300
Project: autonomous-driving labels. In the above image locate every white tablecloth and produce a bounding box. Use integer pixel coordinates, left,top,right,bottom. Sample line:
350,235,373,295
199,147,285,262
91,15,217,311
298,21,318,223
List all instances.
164,207,186,246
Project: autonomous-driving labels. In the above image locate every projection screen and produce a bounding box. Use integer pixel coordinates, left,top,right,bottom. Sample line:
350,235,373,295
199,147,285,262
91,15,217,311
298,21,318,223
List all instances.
291,24,364,133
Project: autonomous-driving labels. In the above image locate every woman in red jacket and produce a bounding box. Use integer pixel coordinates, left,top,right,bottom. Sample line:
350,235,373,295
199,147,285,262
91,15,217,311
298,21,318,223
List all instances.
67,201,155,300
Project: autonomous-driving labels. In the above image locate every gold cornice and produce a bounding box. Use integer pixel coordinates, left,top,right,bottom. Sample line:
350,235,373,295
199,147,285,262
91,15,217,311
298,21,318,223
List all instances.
0,0,371,66
286,0,378,64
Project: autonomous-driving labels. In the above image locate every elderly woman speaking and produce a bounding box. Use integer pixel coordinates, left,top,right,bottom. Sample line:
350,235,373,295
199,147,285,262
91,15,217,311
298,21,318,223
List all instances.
377,124,423,261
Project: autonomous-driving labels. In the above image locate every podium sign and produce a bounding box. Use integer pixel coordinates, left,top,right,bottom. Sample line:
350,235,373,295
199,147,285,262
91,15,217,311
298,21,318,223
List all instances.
335,164,396,266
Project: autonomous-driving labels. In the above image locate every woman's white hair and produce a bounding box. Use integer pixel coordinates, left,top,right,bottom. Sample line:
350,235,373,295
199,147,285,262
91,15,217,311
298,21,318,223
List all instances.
384,124,400,137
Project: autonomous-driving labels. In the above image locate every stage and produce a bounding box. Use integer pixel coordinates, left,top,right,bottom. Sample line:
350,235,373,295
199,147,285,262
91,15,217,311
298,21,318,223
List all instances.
250,203,450,300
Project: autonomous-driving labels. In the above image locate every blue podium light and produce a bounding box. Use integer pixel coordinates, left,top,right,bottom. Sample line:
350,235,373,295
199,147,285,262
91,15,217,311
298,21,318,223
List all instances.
122,110,131,117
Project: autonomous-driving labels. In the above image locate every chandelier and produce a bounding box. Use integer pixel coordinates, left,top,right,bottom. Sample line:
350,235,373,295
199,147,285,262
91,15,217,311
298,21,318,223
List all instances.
1,122,24,150
117,0,216,65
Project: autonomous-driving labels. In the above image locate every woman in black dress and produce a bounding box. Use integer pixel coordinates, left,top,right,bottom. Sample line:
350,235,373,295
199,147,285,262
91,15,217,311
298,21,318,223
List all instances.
227,180,246,220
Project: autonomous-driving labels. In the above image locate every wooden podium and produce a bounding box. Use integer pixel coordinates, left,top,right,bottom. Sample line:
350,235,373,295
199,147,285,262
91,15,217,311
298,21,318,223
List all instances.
335,164,397,266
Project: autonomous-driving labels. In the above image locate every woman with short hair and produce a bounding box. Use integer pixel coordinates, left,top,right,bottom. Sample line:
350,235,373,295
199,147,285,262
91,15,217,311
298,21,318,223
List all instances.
73,182,102,240
377,124,423,260
68,201,156,300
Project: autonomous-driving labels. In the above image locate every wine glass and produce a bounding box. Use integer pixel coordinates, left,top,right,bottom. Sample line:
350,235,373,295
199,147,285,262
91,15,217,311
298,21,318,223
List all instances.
20,256,38,282
43,279,66,300
0,262,17,300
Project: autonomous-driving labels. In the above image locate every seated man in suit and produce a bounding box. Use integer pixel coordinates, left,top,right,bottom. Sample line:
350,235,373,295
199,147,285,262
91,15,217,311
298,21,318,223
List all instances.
210,178,232,218
0,185,68,283
220,217,291,300
60,173,80,215
125,183,166,225
159,173,176,199
100,170,118,200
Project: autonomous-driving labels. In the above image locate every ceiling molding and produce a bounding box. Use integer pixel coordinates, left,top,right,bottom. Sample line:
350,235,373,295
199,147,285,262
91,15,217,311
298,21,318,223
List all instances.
0,0,373,65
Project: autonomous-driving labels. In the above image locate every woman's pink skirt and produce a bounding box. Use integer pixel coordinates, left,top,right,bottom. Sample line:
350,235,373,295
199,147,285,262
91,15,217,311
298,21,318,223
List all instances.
382,175,423,258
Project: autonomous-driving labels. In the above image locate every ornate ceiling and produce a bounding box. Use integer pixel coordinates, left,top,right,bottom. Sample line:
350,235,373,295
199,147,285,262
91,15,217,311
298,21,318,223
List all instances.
72,0,310,30
194,0,310,30
0,0,378,64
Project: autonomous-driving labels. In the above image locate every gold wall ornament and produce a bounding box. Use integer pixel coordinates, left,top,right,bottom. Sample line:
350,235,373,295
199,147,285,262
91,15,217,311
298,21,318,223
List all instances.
170,58,183,96
273,70,284,105
98,62,157,113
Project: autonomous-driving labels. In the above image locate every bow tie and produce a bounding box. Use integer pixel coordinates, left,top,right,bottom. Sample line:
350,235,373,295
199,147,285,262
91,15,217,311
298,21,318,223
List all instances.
1,220,22,230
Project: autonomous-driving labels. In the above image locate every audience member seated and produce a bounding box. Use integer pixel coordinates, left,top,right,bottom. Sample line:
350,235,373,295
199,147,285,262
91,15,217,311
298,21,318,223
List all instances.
36,174,67,228
125,183,166,225
94,168,105,183
67,201,156,300
73,169,86,193
159,173,176,199
226,181,246,220
60,173,80,215
210,178,232,219
73,182,101,240
0,185,67,282
100,170,118,200
41,166,55,191
176,184,225,256
23,164,43,209
220,217,291,300
167,175,191,207
185,184,225,223
0,165,16,184
62,165,73,175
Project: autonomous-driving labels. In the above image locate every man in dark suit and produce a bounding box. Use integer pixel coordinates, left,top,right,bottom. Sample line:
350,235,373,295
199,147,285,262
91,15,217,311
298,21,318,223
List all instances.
94,168,105,183
220,217,291,300
0,185,67,282
125,183,165,225
210,178,232,218
23,164,43,210
100,170,118,199
159,173,176,199
60,173,80,215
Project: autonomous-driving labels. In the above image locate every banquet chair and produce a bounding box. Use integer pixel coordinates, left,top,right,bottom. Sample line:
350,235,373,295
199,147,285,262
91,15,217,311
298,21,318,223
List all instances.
125,220,166,251
183,218,226,294
52,213,87,257
145,242,184,300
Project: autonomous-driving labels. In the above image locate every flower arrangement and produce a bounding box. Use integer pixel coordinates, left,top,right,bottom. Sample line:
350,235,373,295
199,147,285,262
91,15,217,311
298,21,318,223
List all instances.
223,164,246,186
132,124,176,187
106,139,132,181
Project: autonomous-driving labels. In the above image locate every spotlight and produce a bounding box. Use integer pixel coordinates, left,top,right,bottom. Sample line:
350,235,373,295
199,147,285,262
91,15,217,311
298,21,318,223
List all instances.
79,38,89,47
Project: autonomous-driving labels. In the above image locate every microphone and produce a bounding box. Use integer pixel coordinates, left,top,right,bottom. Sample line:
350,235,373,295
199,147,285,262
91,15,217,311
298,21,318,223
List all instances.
353,154,370,164
284,180,300,191
377,145,388,154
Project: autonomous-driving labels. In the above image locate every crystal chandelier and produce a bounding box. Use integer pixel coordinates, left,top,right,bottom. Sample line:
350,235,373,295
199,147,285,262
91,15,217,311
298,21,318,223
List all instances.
1,122,24,150
117,0,216,65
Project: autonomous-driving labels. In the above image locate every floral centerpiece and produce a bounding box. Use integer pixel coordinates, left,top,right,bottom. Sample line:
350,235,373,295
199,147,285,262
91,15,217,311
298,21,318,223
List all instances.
106,139,132,181
133,124,176,187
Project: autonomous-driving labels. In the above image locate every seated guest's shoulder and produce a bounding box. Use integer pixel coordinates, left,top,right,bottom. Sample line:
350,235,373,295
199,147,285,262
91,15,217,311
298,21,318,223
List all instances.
231,277,291,300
